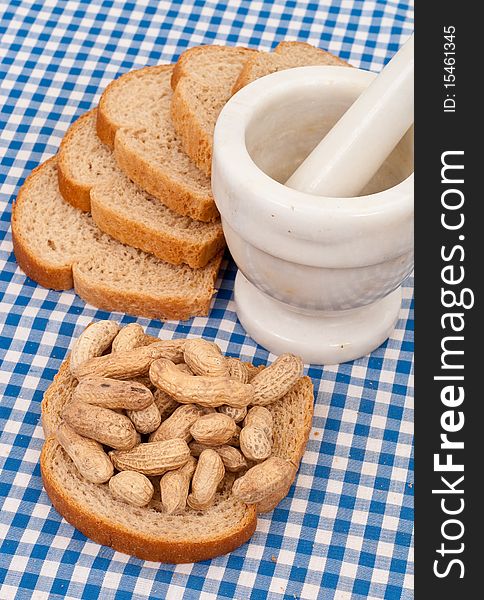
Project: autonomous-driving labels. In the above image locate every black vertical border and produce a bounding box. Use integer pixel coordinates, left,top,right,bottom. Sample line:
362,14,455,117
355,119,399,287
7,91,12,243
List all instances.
415,3,481,596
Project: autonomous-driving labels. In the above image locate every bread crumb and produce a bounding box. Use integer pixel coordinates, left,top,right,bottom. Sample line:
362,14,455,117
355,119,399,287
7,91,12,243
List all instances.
271,555,277,563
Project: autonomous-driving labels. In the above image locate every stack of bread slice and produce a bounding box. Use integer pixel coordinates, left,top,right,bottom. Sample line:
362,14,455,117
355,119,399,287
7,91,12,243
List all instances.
12,42,348,320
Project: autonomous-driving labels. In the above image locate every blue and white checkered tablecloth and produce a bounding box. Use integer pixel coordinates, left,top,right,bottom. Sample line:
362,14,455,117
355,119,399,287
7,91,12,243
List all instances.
0,1,414,598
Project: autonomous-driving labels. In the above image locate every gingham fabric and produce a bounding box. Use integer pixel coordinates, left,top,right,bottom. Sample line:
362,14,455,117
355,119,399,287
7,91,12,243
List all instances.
0,1,414,598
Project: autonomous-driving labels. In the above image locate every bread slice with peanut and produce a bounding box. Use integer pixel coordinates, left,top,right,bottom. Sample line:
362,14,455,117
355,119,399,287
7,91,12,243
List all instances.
41,320,314,562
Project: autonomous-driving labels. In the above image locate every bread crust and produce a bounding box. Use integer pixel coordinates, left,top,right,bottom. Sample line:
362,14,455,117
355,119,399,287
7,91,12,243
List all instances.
41,436,257,563
96,102,116,149
57,111,96,211
170,82,213,177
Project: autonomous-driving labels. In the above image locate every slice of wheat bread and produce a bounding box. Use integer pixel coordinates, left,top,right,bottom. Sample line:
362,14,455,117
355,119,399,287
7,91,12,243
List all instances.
42,358,79,438
11,158,223,320
232,41,350,93
261,375,314,513
170,45,256,176
96,65,218,222
171,43,348,176
58,110,119,213
268,375,314,467
40,354,314,562
58,110,224,268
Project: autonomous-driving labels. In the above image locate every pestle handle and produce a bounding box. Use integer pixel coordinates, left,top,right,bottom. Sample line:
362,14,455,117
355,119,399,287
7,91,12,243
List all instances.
285,34,414,197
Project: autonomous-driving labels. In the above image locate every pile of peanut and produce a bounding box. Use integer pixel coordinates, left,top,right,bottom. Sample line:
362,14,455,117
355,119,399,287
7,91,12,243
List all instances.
56,320,304,514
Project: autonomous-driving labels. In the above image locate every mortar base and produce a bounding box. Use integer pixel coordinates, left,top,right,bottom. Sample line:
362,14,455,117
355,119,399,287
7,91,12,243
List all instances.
234,272,402,365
